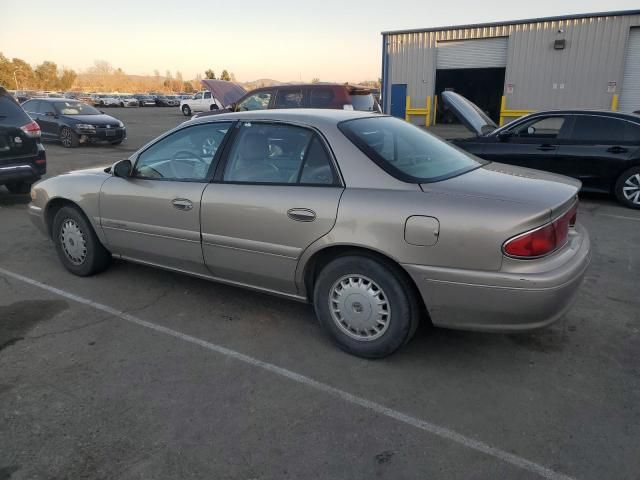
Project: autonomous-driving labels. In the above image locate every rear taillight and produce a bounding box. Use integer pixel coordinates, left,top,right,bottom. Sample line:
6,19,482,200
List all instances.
20,120,41,138
503,204,578,258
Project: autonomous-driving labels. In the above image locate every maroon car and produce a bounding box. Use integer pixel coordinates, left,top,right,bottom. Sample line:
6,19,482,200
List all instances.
194,83,380,119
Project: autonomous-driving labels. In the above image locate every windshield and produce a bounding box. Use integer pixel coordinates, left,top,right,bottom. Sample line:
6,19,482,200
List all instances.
339,116,484,182
54,101,101,115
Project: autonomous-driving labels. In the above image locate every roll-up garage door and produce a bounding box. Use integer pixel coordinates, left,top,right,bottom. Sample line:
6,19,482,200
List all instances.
436,37,508,69
619,28,640,113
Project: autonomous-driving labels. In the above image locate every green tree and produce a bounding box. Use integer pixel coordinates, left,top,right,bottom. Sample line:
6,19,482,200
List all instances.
34,61,59,89
204,69,216,79
182,81,194,93
220,69,231,81
58,69,77,90
11,58,35,89
311,77,320,84
0,53,12,88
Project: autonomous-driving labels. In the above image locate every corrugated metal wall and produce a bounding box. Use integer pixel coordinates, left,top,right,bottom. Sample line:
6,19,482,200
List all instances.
383,13,640,116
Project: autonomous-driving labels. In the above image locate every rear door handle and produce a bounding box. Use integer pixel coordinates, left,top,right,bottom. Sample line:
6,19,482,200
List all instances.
171,198,193,211
287,208,316,222
607,146,628,154
536,145,557,151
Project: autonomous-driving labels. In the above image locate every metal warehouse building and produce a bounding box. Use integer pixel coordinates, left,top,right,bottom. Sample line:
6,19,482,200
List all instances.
380,10,640,126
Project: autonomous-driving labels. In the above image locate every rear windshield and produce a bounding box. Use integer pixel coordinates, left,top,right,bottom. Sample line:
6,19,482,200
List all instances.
339,116,484,182
349,91,379,112
0,94,31,125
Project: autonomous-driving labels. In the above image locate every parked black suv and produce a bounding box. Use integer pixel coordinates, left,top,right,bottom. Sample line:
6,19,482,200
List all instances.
0,87,46,194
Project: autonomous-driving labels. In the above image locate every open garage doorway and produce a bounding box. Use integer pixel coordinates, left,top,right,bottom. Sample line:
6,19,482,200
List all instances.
435,67,505,124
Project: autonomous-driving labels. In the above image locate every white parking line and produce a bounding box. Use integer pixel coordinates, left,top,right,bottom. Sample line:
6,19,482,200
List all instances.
595,213,640,222
0,266,574,480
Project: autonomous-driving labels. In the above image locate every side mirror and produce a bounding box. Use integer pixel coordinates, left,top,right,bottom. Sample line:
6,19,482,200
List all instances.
113,159,132,178
99,110,105,114
229,102,237,111
45,111,56,117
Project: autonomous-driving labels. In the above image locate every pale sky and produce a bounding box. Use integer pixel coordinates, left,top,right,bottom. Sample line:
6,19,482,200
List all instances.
1,0,638,82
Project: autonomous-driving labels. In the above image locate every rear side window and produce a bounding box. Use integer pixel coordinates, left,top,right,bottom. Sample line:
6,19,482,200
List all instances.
570,116,625,143
309,88,335,108
223,123,336,185
0,95,31,125
623,122,640,143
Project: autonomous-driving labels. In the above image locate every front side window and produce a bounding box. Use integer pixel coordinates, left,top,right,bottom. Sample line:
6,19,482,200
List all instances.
339,116,483,183
223,123,336,185
512,116,566,139
237,91,273,111
134,122,232,181
274,89,303,109
194,92,203,100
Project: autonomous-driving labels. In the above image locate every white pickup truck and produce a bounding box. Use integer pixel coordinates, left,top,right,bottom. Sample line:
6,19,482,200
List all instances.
179,91,224,116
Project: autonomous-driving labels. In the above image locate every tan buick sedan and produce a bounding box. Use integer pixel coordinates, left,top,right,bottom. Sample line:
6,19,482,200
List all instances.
29,110,591,358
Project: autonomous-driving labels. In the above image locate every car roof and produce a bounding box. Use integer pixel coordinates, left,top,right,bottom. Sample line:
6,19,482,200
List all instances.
188,108,379,128
527,109,640,122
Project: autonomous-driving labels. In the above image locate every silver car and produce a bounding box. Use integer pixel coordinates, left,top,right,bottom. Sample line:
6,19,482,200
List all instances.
29,110,591,358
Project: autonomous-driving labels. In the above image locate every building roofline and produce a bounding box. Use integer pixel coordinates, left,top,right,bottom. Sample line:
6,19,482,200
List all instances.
381,9,640,36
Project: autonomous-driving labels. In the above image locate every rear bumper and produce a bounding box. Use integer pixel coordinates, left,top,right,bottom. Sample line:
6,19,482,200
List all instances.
403,225,591,332
0,163,44,185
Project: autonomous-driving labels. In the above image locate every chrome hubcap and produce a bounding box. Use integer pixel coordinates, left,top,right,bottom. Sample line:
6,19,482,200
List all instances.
329,275,390,341
60,219,87,265
622,174,640,205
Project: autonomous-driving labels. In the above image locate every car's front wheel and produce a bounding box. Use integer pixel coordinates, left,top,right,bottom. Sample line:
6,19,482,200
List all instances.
5,181,32,194
182,105,191,116
59,127,79,148
313,255,421,358
52,206,111,276
615,166,640,209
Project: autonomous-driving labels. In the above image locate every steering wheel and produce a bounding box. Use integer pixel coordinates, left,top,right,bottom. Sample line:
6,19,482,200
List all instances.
167,150,208,178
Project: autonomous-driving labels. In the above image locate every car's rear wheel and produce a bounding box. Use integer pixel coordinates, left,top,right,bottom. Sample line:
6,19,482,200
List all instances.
5,181,32,194
52,206,111,276
313,255,421,358
182,105,191,116
614,166,640,209
59,127,79,148
110,139,123,145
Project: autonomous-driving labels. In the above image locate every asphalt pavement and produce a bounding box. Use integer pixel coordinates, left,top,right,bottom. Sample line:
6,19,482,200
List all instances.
1,107,639,480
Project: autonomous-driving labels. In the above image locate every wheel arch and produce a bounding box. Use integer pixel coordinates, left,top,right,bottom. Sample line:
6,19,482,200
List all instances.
300,244,430,322
44,197,104,247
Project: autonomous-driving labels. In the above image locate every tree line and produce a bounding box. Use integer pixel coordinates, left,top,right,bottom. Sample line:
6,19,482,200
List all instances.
0,54,237,93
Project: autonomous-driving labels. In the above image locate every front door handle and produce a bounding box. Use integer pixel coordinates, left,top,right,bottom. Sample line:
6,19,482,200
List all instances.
536,144,557,151
607,146,628,154
287,208,316,222
171,198,193,211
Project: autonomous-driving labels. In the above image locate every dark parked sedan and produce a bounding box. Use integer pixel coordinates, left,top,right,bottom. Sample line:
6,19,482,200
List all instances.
22,99,126,148
443,91,640,209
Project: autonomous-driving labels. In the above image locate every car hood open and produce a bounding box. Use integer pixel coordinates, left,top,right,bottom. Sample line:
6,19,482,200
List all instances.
440,91,498,136
422,162,581,217
201,79,246,107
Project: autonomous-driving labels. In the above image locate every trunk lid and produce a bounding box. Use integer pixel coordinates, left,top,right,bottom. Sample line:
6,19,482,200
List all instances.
422,162,581,218
441,91,497,136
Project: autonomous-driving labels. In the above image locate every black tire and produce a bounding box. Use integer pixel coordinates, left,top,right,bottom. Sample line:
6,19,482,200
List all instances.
120,102,124,107
614,166,640,209
110,140,123,146
52,206,111,276
313,255,421,358
182,105,191,116
6,181,32,194
59,127,79,148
